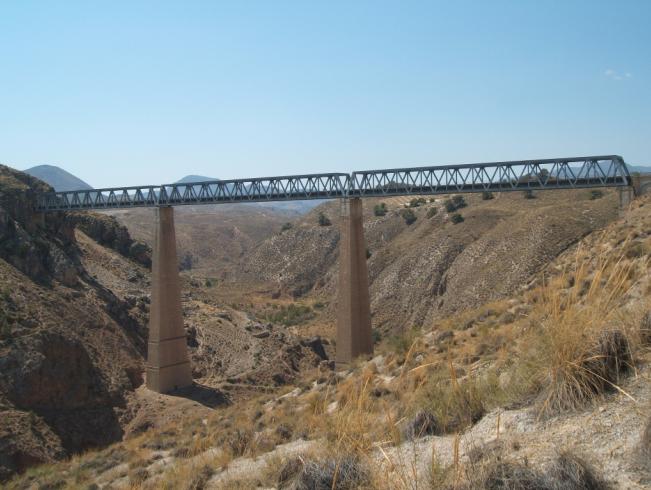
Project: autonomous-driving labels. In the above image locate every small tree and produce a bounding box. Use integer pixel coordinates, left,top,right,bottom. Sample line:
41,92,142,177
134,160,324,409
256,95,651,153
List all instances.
205,278,214,288
451,213,464,224
281,222,293,232
523,189,535,199
374,203,387,216
426,207,438,219
318,212,332,226
481,191,494,200
401,209,417,225
444,199,457,213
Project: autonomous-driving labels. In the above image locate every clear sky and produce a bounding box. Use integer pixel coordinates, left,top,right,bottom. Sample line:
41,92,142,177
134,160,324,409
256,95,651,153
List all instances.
1,1,649,188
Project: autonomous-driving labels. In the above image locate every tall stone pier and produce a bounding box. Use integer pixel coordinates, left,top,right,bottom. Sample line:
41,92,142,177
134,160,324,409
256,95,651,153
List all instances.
146,206,193,393
336,197,373,368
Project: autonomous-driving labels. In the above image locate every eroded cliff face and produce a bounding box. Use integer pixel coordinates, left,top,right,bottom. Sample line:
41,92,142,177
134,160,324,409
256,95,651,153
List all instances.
0,165,148,480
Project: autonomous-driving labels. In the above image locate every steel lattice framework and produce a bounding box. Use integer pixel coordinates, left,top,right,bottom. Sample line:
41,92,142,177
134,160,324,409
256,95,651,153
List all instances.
34,155,630,212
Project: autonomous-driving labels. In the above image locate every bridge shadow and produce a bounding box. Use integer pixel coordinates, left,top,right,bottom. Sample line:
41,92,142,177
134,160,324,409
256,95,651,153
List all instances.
168,382,231,409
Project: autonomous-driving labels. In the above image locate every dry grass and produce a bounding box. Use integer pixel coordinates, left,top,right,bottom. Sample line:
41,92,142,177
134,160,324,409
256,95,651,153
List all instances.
527,244,645,416
454,445,610,490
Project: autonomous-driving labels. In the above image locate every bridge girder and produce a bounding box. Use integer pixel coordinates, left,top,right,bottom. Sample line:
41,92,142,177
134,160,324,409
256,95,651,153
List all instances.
34,155,630,212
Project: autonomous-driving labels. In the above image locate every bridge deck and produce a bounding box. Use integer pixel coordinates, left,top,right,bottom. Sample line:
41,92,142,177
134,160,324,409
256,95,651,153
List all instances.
34,155,630,211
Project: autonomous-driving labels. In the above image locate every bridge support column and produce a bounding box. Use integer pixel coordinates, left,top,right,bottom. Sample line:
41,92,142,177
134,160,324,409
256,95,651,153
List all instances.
619,187,634,211
146,206,193,393
336,197,373,369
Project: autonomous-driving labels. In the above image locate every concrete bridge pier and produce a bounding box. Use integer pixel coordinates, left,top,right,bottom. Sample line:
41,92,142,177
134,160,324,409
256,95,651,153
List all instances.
146,206,193,393
336,197,373,368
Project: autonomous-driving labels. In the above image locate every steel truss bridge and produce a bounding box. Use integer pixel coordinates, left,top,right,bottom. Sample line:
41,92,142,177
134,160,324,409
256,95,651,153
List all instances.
35,155,630,212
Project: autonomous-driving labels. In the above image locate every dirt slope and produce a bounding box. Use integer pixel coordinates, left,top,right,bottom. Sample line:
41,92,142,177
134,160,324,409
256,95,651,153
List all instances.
244,190,620,334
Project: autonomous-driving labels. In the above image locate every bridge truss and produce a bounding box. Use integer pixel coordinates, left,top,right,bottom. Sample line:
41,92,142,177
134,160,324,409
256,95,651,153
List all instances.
35,155,630,211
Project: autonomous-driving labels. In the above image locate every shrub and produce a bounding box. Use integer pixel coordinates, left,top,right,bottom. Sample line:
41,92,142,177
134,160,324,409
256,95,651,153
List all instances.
373,203,387,216
205,278,214,288
426,207,438,219
590,190,604,200
444,199,457,212
457,448,609,490
317,213,332,226
409,197,426,208
402,410,440,440
482,191,494,200
365,248,371,259
450,213,464,224
452,195,467,208
281,222,293,232
523,189,535,199
534,258,638,416
401,209,417,225
278,455,369,490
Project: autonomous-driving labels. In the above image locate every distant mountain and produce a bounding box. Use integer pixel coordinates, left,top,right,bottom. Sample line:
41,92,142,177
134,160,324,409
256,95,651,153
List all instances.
627,164,651,174
24,165,93,192
175,175,219,184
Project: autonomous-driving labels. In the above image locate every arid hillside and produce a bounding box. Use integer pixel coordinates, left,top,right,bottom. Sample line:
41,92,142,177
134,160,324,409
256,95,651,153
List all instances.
108,204,299,278
8,192,650,489
243,189,620,334
0,166,327,482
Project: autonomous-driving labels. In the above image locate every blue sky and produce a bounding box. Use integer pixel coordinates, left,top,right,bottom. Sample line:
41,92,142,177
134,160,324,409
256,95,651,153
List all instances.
1,1,649,187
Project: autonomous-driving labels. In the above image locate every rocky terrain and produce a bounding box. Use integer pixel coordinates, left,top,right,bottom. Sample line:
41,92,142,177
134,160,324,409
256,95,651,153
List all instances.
243,190,620,335
5,189,650,489
0,166,328,481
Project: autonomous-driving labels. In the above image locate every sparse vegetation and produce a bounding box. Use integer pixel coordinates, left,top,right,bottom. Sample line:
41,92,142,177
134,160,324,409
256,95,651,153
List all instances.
426,207,438,219
265,303,315,326
450,213,464,224
523,189,535,199
401,208,417,225
409,197,426,208
318,213,332,226
482,191,494,200
373,203,387,216
281,222,293,232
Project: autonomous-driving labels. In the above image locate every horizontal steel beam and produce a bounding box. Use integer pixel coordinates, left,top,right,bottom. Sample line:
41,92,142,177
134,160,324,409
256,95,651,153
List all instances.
34,155,630,211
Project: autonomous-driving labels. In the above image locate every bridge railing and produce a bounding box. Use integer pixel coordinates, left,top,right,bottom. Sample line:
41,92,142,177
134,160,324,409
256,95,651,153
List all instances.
34,156,630,211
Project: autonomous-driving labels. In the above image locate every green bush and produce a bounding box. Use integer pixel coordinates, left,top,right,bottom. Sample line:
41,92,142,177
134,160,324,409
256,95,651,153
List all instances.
481,191,494,200
265,303,315,326
589,190,604,200
409,197,426,208
426,207,438,219
205,278,215,288
452,195,467,209
451,213,464,224
444,199,457,212
281,222,293,232
401,209,417,225
318,213,332,226
373,203,387,216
